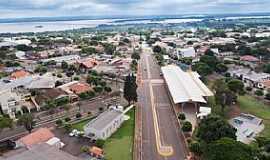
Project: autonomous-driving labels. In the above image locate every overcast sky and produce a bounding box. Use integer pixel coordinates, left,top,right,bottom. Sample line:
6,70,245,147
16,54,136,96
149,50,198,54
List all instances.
0,0,270,18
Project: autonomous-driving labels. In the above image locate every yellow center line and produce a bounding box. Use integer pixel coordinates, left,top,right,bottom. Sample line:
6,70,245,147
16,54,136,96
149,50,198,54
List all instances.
149,79,174,157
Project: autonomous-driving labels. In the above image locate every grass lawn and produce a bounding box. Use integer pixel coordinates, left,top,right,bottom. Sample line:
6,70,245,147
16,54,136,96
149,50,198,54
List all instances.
238,95,270,138
72,117,95,131
104,108,135,160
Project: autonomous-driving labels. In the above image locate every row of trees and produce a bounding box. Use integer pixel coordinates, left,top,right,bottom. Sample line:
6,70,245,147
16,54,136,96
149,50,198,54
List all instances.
130,51,141,71
152,45,166,66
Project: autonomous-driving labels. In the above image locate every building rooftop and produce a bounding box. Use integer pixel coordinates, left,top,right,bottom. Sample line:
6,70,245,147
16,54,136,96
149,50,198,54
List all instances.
2,143,81,160
10,70,30,80
1,74,57,92
161,65,213,104
41,55,80,63
228,67,270,82
84,109,123,131
178,47,196,57
18,128,55,147
69,82,92,94
77,58,99,69
89,146,104,157
240,55,259,62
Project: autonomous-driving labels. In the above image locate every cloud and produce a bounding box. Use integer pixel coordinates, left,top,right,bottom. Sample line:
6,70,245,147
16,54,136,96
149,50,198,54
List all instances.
0,0,269,18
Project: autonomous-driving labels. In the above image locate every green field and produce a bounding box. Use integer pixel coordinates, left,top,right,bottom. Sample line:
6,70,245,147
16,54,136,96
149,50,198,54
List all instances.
104,108,135,160
238,95,270,138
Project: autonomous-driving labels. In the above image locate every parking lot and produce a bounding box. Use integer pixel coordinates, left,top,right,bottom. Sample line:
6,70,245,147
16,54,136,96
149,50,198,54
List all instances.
53,128,94,156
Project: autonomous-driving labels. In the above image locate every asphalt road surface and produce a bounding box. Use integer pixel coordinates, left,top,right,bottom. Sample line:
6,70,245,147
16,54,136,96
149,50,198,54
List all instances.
136,47,187,160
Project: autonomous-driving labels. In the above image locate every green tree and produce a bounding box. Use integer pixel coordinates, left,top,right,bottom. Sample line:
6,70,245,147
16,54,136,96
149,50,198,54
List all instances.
178,113,186,121
200,55,218,69
103,43,116,55
0,116,13,131
255,137,270,160
93,85,103,93
255,89,264,96
131,52,140,60
124,74,138,105
192,62,213,76
104,86,112,93
34,65,47,74
96,139,105,148
213,79,237,112
227,79,244,94
197,115,236,143
205,49,215,56
189,141,203,156
153,45,162,53
64,123,72,133
263,64,270,74
216,63,228,73
204,138,255,160
182,121,192,132
265,93,270,100
16,44,32,52
18,113,35,133
55,119,63,127
61,61,69,70
81,47,97,55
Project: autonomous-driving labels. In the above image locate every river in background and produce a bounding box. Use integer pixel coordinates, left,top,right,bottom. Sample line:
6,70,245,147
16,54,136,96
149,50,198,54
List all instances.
0,13,270,33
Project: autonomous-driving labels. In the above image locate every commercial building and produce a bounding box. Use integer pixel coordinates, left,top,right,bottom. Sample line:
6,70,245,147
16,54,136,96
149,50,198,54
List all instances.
84,107,124,140
161,65,213,112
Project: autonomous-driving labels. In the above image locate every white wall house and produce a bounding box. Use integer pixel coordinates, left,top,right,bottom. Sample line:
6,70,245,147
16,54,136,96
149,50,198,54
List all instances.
0,89,29,119
84,108,124,140
176,47,196,59
228,67,270,89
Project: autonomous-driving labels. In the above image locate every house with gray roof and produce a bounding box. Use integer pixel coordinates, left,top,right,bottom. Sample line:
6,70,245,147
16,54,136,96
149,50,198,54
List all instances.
84,108,124,140
1,143,81,160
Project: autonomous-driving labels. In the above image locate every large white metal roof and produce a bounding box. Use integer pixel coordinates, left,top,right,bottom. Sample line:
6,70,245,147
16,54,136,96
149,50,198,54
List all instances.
161,65,213,104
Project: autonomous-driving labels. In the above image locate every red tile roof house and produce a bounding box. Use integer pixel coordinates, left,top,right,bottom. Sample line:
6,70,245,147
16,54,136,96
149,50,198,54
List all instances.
77,58,99,73
10,70,30,80
240,55,259,62
69,82,93,95
89,146,104,159
16,128,64,149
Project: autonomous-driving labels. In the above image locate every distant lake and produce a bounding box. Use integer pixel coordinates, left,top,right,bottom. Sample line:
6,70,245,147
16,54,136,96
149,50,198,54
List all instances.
0,14,270,33
0,19,116,33
0,18,206,33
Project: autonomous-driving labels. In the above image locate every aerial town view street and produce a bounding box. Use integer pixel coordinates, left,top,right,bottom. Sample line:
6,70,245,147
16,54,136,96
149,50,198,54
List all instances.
0,1,270,160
